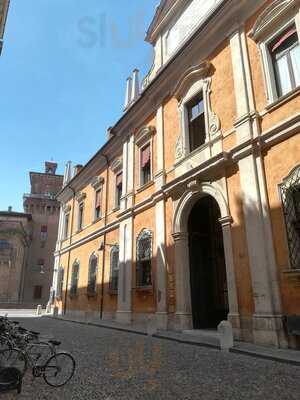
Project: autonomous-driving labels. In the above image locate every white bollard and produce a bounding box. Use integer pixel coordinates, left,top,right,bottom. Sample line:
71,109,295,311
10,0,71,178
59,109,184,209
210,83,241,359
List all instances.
36,305,42,316
218,320,234,351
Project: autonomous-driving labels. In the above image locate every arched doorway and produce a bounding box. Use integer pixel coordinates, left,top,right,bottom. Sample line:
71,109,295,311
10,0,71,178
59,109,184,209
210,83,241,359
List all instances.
188,195,229,329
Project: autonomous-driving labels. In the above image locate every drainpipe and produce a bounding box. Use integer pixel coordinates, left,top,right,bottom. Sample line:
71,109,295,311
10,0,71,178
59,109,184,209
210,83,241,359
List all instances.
63,186,76,315
100,153,109,319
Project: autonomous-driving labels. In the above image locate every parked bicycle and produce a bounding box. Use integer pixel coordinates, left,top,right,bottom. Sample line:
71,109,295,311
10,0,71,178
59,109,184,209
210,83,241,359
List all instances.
0,316,76,388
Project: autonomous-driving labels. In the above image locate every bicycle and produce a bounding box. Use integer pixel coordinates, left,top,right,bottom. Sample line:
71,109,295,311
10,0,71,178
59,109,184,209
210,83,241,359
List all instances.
0,340,75,387
0,317,76,387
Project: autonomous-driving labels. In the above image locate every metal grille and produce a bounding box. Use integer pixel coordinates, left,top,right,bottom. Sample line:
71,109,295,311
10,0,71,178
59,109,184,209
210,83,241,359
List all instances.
70,262,79,296
87,256,98,294
136,230,152,287
110,246,119,291
280,165,300,269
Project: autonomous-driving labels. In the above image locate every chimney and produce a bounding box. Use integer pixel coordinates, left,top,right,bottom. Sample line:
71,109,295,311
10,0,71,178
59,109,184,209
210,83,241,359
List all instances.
107,127,114,140
73,164,83,176
63,161,72,186
124,76,132,109
8,206,12,213
131,69,140,102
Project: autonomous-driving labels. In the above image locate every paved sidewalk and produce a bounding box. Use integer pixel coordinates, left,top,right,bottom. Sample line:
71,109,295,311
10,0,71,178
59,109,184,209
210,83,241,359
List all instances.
49,314,300,366
0,309,45,318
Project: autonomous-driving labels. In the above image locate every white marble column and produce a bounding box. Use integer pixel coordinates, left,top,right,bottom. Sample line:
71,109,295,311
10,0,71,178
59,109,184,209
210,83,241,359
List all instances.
219,216,240,338
116,220,133,324
230,28,285,347
172,232,193,330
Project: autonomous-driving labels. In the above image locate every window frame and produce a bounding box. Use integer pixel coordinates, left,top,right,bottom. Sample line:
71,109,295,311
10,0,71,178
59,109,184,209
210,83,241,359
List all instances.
91,177,104,223
87,254,98,296
70,261,80,297
135,126,155,190
77,202,84,232
109,245,120,292
257,15,300,104
140,143,152,187
94,188,102,221
136,229,153,288
115,171,123,209
56,267,64,299
279,165,300,270
63,212,70,240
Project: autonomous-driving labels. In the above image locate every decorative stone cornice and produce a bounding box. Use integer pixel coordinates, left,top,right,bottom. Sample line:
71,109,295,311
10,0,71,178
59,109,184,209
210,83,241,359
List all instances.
91,176,104,190
250,0,297,40
63,204,71,213
75,192,86,203
173,61,213,101
135,126,156,147
110,158,123,173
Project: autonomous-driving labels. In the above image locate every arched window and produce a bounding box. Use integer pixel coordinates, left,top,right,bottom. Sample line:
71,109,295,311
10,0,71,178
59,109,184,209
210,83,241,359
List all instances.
70,261,80,297
136,230,152,287
110,246,119,291
87,254,98,295
56,267,64,299
280,165,300,269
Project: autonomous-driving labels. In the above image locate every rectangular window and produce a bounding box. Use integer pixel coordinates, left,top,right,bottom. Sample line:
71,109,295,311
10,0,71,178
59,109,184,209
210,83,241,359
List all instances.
115,172,123,208
269,25,300,97
78,203,84,231
56,268,64,299
95,189,102,220
64,213,69,239
140,144,151,186
187,93,206,152
33,285,43,300
40,225,48,242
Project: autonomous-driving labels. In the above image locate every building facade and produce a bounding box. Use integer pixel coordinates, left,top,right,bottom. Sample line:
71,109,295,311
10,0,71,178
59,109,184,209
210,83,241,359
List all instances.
51,0,300,349
0,212,31,304
0,162,63,307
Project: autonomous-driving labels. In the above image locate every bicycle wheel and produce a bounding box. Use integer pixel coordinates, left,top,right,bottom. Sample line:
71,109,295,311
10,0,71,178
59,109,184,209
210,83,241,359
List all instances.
0,348,27,377
0,336,12,352
43,352,75,387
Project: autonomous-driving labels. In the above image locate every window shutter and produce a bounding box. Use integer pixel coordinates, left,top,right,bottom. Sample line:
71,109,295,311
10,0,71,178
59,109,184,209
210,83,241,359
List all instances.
116,173,123,187
141,145,150,168
271,27,297,52
95,190,101,208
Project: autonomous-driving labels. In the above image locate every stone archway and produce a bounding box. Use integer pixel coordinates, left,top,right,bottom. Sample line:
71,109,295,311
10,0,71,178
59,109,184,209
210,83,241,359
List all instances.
172,182,240,335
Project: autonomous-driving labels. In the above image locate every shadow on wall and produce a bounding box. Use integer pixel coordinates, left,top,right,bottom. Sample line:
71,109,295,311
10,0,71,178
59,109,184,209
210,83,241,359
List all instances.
55,186,300,347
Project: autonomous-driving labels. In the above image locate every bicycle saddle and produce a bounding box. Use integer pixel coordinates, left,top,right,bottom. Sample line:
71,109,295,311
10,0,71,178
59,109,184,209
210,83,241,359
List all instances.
29,331,40,336
49,340,61,346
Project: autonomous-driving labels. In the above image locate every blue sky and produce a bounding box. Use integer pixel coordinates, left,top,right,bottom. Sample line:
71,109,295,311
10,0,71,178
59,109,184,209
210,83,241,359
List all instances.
0,0,158,211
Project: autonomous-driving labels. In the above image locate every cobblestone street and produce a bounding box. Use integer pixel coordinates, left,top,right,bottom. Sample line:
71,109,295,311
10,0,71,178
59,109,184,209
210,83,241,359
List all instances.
2,317,299,400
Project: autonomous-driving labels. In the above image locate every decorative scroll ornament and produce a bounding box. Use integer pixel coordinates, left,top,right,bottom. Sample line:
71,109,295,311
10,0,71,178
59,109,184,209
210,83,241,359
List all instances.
175,134,184,161
205,78,221,138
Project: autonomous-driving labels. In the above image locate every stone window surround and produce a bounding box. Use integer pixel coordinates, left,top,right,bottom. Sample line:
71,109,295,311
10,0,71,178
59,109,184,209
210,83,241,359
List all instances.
69,260,80,298
135,228,153,289
91,176,104,222
250,1,300,105
109,245,120,293
135,126,155,190
174,63,221,165
75,192,86,232
87,252,98,296
110,159,123,211
62,204,71,240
